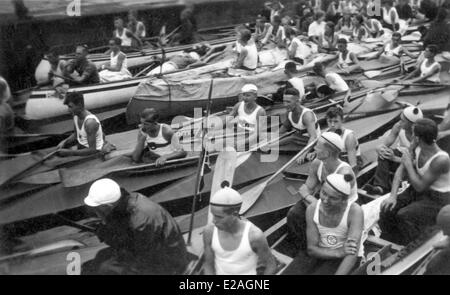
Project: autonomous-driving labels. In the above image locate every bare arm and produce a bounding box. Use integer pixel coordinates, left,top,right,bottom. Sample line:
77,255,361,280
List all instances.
335,204,364,275
302,111,319,145
202,225,216,275
401,46,418,59
105,53,125,72
288,41,298,59
131,129,147,162
299,159,320,205
249,226,277,275
58,119,100,157
344,132,359,171
378,122,401,151
409,64,440,83
235,47,248,68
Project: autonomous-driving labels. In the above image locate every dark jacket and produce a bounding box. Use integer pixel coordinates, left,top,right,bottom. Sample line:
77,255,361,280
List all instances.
97,190,188,274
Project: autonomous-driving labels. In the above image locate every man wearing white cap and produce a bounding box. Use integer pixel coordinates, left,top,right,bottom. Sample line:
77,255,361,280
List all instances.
380,118,450,244
203,186,277,275
287,131,357,252
227,84,266,135
283,173,364,275
82,178,188,275
364,106,423,195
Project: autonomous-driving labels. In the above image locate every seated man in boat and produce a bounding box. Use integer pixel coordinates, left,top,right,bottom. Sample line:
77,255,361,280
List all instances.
278,88,320,151
381,0,400,32
366,32,417,61
312,62,350,96
98,37,132,82
362,13,384,38
283,173,364,275
82,178,189,275
329,38,362,74
350,15,369,42
285,27,312,65
308,11,327,44
171,5,198,45
401,45,441,84
260,14,286,47
227,84,267,138
424,205,450,275
113,17,142,51
325,106,363,173
254,15,271,45
233,28,259,71
37,48,67,87
287,132,358,251
127,10,146,42
336,8,354,36
132,108,186,166
203,186,277,275
364,106,423,195
317,21,339,53
56,91,105,157
380,118,450,245
63,45,100,86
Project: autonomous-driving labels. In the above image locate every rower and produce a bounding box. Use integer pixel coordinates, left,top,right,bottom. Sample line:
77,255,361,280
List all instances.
99,37,132,82
381,0,400,32
286,27,312,64
63,45,100,85
326,106,362,173
203,186,277,275
331,38,361,74
171,5,198,45
82,178,188,275
264,1,285,23
131,108,187,166
396,0,414,24
362,14,384,38
286,132,358,251
0,77,14,152
424,205,450,275
402,45,441,84
283,173,364,275
261,14,287,47
364,106,423,195
254,15,271,46
336,8,354,36
279,88,320,150
308,11,327,44
312,62,350,96
318,21,339,53
127,10,146,41
366,32,417,61
113,17,142,50
37,48,67,87
56,91,104,157
233,28,258,71
380,118,450,245
351,15,369,42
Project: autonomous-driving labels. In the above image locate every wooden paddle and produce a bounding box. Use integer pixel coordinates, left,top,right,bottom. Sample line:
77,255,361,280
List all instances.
239,138,318,215
207,147,238,223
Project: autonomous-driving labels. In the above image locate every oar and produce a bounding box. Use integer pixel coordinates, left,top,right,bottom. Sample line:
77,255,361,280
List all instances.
411,248,442,275
133,61,157,78
0,149,58,188
239,138,319,215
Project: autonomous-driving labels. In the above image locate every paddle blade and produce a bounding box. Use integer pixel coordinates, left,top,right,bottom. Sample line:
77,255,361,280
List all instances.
239,177,269,215
364,70,382,79
360,79,384,88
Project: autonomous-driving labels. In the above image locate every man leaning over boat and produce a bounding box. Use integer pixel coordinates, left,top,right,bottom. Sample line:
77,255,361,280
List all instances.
131,108,187,167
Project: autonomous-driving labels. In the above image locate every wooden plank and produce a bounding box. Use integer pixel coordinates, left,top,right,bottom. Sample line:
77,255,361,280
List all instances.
366,235,403,253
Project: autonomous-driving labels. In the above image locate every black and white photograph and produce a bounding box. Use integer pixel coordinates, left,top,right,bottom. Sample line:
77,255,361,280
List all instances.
1,0,450,278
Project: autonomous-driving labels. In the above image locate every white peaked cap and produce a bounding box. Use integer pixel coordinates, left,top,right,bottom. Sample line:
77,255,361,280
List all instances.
325,173,352,196
241,84,258,93
84,178,121,207
403,106,423,123
321,131,344,152
210,186,243,207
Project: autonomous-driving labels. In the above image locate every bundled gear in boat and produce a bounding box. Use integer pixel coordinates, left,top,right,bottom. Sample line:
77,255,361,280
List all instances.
82,179,189,275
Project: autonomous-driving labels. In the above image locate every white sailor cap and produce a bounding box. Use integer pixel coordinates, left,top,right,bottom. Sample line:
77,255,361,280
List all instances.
325,173,353,196
210,186,243,207
241,84,258,93
84,178,121,207
402,106,423,123
321,131,344,152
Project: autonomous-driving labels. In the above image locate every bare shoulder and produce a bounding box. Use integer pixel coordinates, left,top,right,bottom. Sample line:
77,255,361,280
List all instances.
202,224,215,244
349,202,363,218
84,118,100,132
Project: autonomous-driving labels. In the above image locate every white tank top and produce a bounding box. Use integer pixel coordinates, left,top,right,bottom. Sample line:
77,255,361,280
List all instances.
289,37,312,60
382,7,399,25
341,128,361,157
212,221,258,275
110,51,128,73
383,43,402,57
353,26,368,40
237,102,262,132
338,51,353,68
317,160,358,203
74,114,104,150
241,43,258,70
325,72,349,92
115,29,132,47
397,128,411,149
415,147,450,193
144,124,174,156
420,59,441,83
288,107,320,134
